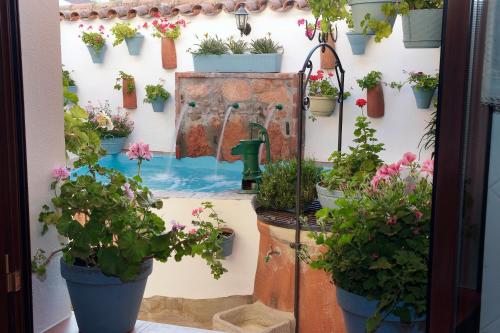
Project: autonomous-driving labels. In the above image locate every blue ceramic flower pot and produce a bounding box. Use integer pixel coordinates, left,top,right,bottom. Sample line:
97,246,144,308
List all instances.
101,136,127,155
60,258,153,333
402,9,443,48
346,31,372,55
125,33,144,56
336,287,425,333
412,86,436,109
220,228,235,257
151,97,166,112
87,44,106,64
67,86,77,94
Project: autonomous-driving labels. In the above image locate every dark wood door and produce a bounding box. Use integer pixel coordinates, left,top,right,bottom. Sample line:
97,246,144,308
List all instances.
0,0,33,332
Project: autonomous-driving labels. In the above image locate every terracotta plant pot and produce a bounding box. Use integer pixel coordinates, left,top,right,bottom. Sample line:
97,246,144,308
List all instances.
122,78,137,109
366,84,384,118
320,37,336,69
161,37,177,69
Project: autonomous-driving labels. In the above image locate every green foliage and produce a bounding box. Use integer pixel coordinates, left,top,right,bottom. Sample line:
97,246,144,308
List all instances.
64,104,103,159
308,161,433,332
189,34,229,56
110,23,138,46
226,36,248,54
114,71,135,93
308,0,352,31
321,116,384,191
144,81,170,103
249,35,282,54
419,109,436,157
388,70,439,91
62,68,75,87
256,159,322,210
81,31,106,52
357,71,383,90
308,70,339,97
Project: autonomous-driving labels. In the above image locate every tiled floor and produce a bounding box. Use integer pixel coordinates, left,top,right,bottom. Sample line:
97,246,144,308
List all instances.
45,314,219,333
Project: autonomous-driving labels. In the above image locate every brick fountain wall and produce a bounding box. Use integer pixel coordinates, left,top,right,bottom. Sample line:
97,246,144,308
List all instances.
175,72,300,162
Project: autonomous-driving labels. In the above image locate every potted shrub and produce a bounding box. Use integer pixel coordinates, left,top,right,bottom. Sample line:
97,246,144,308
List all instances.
192,201,235,258
389,71,439,109
86,100,134,154
256,159,322,212
114,71,137,109
190,34,283,73
308,154,433,333
317,99,384,209
143,80,170,113
33,141,227,333
110,22,145,56
357,70,384,118
80,24,107,63
307,70,339,117
151,17,186,69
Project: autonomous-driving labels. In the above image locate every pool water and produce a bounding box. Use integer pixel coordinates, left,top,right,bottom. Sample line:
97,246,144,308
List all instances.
77,154,245,193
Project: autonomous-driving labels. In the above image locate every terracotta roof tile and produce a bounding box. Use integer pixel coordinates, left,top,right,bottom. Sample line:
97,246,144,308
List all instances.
59,0,310,21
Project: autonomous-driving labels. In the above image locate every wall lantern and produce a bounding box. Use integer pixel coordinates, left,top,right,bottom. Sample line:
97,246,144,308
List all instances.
235,4,251,36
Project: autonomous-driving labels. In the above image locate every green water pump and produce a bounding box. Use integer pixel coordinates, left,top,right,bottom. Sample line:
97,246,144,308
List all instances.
231,122,271,194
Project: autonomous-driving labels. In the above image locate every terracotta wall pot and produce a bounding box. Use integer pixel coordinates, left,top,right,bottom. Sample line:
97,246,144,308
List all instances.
122,78,137,109
366,84,384,118
161,37,177,69
320,37,336,69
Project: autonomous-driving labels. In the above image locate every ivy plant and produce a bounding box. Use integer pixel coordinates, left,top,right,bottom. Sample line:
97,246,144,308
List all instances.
357,71,383,90
110,23,138,46
308,0,352,32
114,71,135,94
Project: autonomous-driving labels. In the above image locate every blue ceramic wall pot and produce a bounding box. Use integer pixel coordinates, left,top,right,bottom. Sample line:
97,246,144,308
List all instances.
87,44,106,64
346,31,372,55
151,97,166,112
125,33,145,56
412,86,436,109
60,258,153,333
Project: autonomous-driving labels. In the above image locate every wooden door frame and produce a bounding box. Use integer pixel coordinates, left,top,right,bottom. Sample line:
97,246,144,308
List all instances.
0,0,34,332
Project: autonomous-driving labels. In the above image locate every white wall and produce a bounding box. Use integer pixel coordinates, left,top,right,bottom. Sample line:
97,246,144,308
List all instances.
19,0,71,332
60,9,439,164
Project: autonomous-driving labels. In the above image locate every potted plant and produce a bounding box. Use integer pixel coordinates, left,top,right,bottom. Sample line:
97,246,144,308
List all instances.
62,68,77,94
317,99,384,209
190,34,283,73
389,71,439,109
349,0,396,39
357,70,384,118
110,22,145,55
33,140,227,333
192,201,235,258
86,100,134,154
256,159,322,212
80,24,107,63
151,17,186,69
143,80,170,112
114,71,137,109
307,154,433,333
307,70,339,117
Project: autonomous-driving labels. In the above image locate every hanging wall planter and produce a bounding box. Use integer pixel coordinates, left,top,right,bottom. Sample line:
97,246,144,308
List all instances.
162,37,177,69
402,9,443,48
346,31,371,55
336,287,426,333
320,37,336,69
125,33,145,55
87,44,107,64
308,96,337,117
144,80,170,112
412,86,436,109
349,0,396,34
114,72,137,110
151,97,166,112
367,84,385,118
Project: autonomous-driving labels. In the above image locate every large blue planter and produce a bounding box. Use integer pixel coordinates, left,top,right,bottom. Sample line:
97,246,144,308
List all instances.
193,53,282,73
125,33,144,56
151,97,166,112
336,287,425,333
349,0,397,34
402,9,443,48
412,86,436,109
87,44,107,64
101,136,127,155
346,31,372,55
60,258,153,333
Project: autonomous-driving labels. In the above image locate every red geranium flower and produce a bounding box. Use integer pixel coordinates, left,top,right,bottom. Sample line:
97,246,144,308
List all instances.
356,98,367,107
309,75,319,81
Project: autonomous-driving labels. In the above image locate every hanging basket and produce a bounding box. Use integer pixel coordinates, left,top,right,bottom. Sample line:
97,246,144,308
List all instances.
309,96,337,117
349,0,396,34
125,33,145,55
402,9,443,48
122,78,137,109
367,84,385,118
161,37,177,69
412,86,436,109
346,31,371,55
86,44,107,64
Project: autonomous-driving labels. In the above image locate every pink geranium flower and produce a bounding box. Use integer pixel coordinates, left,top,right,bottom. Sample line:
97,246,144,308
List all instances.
297,18,305,26
400,152,417,166
414,210,423,219
191,207,204,216
52,166,70,181
421,159,434,175
127,142,153,161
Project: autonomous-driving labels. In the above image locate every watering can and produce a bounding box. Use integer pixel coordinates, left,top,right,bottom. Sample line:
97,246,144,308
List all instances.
231,122,271,194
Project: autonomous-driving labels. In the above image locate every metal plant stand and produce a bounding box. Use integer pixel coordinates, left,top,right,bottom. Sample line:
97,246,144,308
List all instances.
293,21,345,333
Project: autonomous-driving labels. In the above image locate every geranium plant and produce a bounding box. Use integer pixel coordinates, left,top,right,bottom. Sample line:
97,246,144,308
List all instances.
80,24,106,53
114,71,135,94
308,70,339,97
320,99,384,191
151,17,186,40
33,141,226,281
86,101,134,138
110,22,139,46
144,80,170,103
307,153,434,332
357,70,383,90
389,70,439,91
